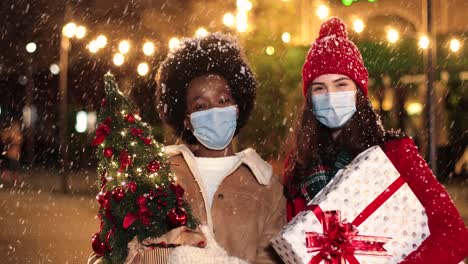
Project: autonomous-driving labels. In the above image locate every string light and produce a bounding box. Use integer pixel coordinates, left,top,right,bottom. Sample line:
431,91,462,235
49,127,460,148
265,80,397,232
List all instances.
195,27,209,37
450,38,461,52
353,19,365,33
223,13,235,27
137,62,149,76
237,0,253,12
236,11,248,32
113,53,125,66
281,32,291,43
96,35,107,48
316,5,329,20
119,40,130,54
142,41,155,56
88,40,99,53
387,28,399,43
75,26,87,39
418,36,429,49
266,46,275,55
169,37,180,50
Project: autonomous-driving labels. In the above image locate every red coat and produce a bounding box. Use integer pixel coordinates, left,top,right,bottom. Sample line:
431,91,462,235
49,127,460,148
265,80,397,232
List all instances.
286,137,468,263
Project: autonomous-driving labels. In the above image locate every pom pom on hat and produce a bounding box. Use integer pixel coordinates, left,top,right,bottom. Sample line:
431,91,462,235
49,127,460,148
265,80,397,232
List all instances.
318,17,348,39
302,17,369,96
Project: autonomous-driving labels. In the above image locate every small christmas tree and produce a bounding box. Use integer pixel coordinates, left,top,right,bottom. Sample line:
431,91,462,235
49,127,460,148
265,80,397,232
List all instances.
91,73,197,263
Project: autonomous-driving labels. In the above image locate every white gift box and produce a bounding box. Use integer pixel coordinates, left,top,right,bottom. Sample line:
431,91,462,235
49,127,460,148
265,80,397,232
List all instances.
272,146,430,264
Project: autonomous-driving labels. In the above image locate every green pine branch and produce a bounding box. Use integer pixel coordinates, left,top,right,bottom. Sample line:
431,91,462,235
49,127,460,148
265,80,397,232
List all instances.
92,73,197,264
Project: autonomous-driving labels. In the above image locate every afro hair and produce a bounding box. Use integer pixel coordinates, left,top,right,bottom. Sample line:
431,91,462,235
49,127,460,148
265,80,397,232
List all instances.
156,32,256,145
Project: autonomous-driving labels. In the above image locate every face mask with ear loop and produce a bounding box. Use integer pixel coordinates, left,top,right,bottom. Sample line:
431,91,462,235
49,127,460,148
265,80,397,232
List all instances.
189,105,238,150
311,91,357,128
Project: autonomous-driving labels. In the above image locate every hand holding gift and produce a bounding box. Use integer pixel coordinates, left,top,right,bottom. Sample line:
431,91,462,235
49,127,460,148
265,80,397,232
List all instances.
272,146,430,264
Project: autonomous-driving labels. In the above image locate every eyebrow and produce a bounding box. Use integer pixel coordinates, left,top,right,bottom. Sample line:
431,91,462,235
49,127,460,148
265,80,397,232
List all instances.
310,77,351,86
333,77,351,83
192,95,206,102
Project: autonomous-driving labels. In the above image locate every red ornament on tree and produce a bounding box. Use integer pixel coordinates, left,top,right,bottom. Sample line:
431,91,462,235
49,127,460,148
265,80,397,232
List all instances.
126,113,136,123
127,181,137,193
100,98,106,107
130,127,144,136
92,117,112,146
103,147,113,158
97,191,111,209
118,149,132,172
92,232,106,256
137,195,147,206
170,183,185,198
142,137,152,145
147,160,160,173
112,187,125,202
167,207,188,228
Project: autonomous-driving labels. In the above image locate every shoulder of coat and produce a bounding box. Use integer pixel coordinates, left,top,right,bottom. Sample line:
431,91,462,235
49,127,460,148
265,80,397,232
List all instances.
236,148,273,186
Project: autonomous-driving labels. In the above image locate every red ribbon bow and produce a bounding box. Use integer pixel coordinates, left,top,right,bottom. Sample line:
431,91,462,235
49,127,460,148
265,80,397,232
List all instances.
92,117,112,146
306,176,406,264
306,206,390,264
123,196,154,229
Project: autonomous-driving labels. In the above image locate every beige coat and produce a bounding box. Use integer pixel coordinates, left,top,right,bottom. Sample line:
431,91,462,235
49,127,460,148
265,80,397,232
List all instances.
88,144,286,264
166,145,286,264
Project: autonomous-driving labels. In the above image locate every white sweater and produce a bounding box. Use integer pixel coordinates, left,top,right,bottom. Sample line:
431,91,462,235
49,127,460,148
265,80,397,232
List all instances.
194,156,240,208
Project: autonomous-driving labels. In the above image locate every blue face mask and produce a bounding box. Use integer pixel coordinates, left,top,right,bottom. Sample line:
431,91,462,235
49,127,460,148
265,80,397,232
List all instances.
311,91,357,128
190,105,237,150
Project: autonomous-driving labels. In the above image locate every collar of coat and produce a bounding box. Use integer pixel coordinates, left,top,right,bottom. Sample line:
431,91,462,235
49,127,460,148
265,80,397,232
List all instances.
164,144,273,186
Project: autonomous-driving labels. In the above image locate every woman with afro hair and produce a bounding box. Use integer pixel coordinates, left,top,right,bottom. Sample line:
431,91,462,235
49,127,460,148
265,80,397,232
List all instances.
156,33,285,264
284,17,468,263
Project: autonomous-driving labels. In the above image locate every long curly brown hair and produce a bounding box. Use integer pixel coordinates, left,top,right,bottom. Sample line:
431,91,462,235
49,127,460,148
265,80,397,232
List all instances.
283,89,404,197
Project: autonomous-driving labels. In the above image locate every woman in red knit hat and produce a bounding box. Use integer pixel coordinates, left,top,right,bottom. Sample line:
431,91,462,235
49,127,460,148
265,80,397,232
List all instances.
283,17,468,263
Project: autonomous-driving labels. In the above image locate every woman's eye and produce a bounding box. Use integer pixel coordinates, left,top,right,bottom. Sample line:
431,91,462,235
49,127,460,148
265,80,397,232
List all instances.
312,86,324,92
219,97,230,104
338,83,348,87
194,104,206,110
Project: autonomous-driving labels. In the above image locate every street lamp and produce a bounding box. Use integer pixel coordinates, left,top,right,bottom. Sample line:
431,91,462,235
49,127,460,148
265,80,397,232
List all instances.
62,22,77,38
26,42,37,53
50,63,60,75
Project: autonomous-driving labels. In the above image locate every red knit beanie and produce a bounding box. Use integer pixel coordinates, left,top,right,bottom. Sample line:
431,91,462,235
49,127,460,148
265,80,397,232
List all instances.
302,17,368,96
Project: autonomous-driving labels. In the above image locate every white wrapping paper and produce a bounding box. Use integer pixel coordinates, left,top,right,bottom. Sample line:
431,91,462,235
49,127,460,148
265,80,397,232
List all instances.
272,146,430,264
